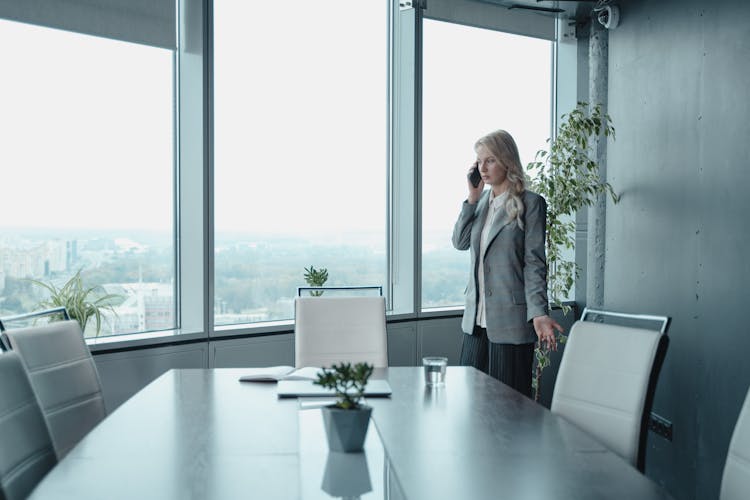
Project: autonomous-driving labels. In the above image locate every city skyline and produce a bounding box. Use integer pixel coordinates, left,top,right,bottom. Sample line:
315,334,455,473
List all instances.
0,226,468,337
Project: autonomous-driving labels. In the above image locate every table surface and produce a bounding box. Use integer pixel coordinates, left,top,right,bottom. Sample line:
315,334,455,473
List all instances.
29,367,673,500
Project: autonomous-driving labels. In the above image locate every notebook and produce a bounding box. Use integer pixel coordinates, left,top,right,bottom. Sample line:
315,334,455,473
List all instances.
277,379,393,398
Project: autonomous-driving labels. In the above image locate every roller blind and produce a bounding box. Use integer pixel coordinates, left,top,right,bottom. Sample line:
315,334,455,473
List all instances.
0,0,176,49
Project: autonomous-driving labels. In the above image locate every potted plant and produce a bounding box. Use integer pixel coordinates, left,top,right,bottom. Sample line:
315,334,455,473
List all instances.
29,269,121,337
303,265,329,296
527,102,620,401
314,362,374,452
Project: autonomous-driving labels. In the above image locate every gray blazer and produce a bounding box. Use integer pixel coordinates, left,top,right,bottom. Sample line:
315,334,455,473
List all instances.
452,190,549,344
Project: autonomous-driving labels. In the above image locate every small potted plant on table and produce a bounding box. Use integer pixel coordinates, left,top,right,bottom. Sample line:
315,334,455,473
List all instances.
315,362,374,452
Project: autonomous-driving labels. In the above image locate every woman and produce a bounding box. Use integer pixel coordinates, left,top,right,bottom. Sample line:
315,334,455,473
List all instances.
452,129,562,398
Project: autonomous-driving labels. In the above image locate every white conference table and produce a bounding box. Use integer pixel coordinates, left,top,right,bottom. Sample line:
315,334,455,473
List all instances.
29,367,673,499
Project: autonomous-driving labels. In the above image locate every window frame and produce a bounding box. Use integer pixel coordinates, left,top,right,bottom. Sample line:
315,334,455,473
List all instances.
81,0,564,350
0,8,182,344
415,3,558,316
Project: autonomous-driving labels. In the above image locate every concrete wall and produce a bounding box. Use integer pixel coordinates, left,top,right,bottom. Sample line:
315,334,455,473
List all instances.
598,1,750,498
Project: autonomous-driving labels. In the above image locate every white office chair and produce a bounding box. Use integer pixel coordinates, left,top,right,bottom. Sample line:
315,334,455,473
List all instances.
720,385,750,500
551,308,668,468
0,352,57,500
1,320,107,459
294,296,388,368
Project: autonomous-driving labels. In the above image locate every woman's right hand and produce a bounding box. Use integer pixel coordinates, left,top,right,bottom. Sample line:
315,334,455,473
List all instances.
467,163,484,204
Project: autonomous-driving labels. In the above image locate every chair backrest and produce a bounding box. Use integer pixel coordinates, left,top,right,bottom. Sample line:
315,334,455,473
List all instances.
720,385,750,500
551,318,663,467
294,296,388,368
1,320,107,459
0,352,57,500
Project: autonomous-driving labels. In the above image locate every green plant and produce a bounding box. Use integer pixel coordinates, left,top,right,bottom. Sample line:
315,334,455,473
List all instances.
303,265,329,296
314,362,374,410
527,102,619,401
29,269,121,337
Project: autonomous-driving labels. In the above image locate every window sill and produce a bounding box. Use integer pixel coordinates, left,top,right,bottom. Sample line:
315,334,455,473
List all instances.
419,306,464,318
213,319,295,338
87,329,206,353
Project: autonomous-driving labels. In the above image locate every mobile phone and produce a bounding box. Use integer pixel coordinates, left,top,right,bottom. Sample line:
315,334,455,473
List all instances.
468,163,482,188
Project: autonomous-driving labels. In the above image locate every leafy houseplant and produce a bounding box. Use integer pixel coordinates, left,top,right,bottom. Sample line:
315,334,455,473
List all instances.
315,362,374,452
29,269,120,337
303,265,329,296
527,102,619,401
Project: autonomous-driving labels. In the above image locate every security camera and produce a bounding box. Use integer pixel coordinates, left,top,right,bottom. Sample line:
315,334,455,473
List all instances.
597,5,620,29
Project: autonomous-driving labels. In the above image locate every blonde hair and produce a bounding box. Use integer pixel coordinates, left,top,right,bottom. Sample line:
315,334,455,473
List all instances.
475,129,527,229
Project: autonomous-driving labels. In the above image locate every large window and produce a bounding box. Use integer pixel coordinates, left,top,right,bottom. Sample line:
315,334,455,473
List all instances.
0,1,558,343
0,19,176,337
421,20,552,310
213,1,388,325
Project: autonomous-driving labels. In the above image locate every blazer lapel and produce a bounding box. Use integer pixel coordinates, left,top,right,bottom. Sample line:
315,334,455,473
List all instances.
485,205,514,250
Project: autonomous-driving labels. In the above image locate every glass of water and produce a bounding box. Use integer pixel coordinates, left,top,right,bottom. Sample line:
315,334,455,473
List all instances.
422,356,448,387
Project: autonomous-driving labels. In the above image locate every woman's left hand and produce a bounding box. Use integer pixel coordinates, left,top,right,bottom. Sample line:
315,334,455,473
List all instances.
533,315,564,351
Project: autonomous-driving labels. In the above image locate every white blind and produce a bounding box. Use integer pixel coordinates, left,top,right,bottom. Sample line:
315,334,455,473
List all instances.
425,0,556,41
0,0,176,50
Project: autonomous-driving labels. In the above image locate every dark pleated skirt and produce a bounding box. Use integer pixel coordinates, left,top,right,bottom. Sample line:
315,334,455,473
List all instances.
459,325,534,398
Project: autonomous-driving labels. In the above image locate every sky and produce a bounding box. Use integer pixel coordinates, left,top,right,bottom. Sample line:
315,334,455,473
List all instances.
0,19,173,232
0,2,551,239
421,19,552,236
212,0,387,235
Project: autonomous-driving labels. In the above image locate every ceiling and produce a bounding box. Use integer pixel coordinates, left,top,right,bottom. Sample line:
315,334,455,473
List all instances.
472,0,608,22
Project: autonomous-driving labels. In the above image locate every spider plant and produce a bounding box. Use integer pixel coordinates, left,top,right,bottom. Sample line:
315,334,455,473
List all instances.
29,269,121,337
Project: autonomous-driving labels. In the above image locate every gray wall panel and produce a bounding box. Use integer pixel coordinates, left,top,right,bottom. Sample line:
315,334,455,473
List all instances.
209,334,294,368
387,323,417,366
603,1,750,498
417,316,463,364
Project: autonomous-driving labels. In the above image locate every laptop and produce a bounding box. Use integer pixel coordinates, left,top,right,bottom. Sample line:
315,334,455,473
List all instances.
277,379,392,398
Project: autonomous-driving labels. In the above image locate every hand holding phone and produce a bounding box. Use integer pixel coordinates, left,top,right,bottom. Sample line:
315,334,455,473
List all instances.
468,162,482,188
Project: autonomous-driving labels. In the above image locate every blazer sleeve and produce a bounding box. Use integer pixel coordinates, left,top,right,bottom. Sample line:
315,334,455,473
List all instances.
523,194,549,321
452,200,476,251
